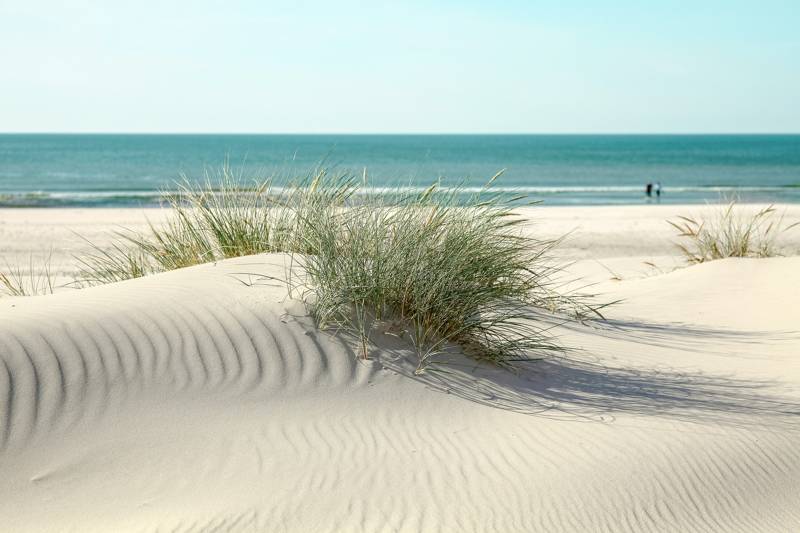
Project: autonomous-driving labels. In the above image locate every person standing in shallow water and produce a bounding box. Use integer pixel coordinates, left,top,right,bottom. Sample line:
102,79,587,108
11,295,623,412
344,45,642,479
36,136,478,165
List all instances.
645,182,653,198
655,182,662,201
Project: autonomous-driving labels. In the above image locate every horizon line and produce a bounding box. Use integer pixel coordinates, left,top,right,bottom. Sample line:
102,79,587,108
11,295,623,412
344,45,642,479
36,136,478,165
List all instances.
2,132,800,136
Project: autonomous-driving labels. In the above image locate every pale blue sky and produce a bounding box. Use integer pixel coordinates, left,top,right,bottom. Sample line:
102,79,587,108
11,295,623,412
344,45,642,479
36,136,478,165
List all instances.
1,0,798,133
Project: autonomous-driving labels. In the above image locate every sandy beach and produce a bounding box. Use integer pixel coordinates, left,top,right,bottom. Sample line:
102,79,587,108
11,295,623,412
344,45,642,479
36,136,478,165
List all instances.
1,204,799,531
2,204,799,285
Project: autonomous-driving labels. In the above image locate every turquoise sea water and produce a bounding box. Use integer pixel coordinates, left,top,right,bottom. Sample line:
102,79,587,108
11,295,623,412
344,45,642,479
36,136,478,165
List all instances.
0,134,799,207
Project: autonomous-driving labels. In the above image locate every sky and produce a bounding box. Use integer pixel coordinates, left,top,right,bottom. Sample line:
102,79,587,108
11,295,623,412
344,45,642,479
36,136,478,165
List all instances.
1,0,798,133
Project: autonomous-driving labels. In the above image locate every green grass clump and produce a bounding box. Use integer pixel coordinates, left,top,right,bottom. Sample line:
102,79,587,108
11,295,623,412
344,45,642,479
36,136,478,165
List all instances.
669,201,799,264
74,167,321,286
169,170,284,258
131,215,217,271
290,179,600,371
0,253,56,296
75,238,152,286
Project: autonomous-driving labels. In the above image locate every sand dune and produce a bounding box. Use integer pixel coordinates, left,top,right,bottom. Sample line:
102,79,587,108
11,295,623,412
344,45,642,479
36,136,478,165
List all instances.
1,248,799,531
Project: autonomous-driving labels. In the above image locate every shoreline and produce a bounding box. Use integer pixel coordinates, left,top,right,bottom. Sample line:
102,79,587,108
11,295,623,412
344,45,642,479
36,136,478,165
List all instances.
1,195,799,209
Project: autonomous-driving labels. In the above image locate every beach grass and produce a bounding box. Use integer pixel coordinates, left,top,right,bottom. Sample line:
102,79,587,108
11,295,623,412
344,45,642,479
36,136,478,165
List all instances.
171,171,284,258
70,170,600,368
669,201,799,264
286,174,601,370
75,237,152,286
74,167,349,286
0,252,56,297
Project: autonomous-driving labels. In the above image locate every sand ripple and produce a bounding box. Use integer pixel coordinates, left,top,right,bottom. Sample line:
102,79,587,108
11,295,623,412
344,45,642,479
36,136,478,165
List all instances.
0,255,799,532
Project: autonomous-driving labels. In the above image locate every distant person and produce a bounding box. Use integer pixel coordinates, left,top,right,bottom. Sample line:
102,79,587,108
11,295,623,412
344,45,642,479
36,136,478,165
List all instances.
655,182,662,201
645,182,653,198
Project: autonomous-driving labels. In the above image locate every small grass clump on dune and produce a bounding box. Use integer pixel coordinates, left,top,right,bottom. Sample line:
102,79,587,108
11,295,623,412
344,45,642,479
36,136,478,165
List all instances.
669,200,799,264
74,167,333,286
168,168,292,258
74,218,213,287
290,177,602,371
170,166,355,258
75,237,153,286
0,253,56,297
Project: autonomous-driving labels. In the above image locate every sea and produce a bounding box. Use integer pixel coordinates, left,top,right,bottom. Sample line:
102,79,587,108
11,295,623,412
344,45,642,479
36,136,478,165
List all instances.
1,134,799,207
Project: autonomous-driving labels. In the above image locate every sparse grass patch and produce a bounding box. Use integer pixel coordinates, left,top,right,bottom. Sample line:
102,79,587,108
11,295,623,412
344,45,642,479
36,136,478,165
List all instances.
74,237,152,287
168,169,284,258
669,200,799,264
0,252,57,296
73,166,327,285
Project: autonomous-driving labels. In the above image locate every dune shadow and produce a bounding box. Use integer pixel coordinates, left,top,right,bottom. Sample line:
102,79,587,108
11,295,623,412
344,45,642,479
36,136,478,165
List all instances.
559,316,800,357
375,317,800,429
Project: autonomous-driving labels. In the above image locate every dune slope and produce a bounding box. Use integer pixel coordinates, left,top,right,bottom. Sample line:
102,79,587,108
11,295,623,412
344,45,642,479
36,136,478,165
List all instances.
0,254,798,532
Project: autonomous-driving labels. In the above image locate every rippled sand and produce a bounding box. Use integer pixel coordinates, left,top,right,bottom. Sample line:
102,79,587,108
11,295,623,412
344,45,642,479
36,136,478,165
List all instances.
0,206,798,531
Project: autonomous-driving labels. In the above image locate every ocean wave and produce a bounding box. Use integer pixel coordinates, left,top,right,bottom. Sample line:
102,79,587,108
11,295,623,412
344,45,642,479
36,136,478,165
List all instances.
353,185,797,194
0,191,166,208
0,185,797,208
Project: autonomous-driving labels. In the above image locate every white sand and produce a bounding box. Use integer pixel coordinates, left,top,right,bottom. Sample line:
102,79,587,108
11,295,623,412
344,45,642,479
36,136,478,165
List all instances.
0,205,799,531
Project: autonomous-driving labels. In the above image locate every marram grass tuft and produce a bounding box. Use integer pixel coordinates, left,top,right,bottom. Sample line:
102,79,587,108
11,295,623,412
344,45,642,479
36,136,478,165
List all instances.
669,201,799,264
